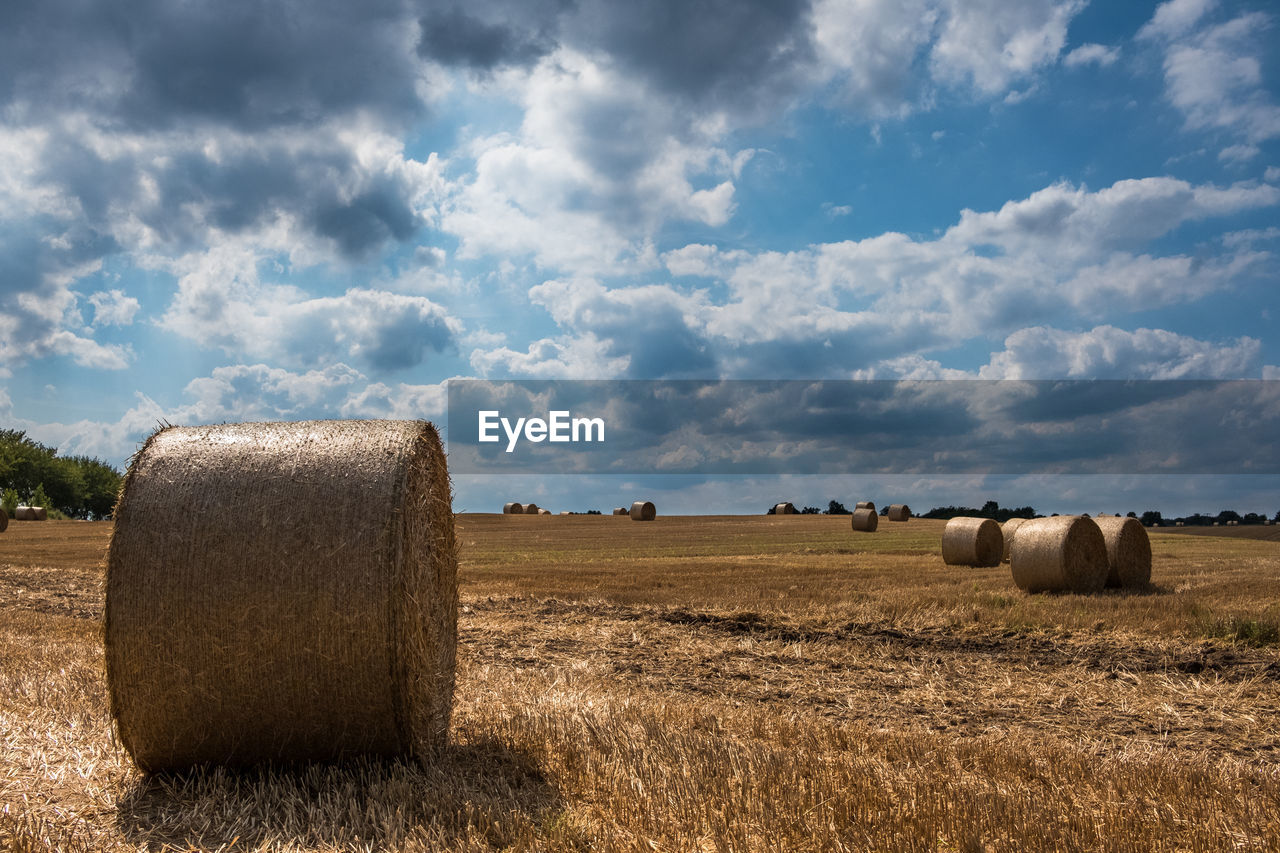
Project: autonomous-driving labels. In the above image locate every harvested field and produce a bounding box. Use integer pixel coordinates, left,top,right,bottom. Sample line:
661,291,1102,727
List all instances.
3,516,1280,851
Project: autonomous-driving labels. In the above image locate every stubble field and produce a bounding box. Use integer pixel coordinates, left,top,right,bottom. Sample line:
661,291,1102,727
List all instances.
2,514,1279,851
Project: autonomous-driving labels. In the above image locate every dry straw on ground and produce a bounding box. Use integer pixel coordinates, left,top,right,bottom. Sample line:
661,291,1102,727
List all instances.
104,419,458,773
630,501,656,521
774,502,797,515
1092,515,1152,588
1001,517,1027,562
502,502,523,514
855,501,875,511
524,503,540,515
850,507,879,532
1009,515,1108,594
887,504,911,522
941,517,1003,567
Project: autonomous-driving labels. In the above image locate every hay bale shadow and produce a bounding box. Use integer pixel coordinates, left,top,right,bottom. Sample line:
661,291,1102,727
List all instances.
114,739,564,851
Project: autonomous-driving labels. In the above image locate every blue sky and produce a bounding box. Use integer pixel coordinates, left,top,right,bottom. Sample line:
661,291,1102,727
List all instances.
2,0,1278,515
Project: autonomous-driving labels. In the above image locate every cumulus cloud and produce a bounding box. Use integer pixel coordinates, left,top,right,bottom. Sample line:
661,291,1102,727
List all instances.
979,326,1263,379
158,247,460,371
87,289,140,326
1063,43,1120,68
1140,0,1280,145
493,176,1278,379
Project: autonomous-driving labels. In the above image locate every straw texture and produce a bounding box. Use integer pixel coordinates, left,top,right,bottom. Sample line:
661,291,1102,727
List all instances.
104,419,457,773
886,504,910,522
1009,515,1107,594
1001,518,1028,563
941,517,1003,567
774,502,797,515
854,501,875,512
630,501,656,521
524,503,540,515
850,508,878,532
1092,515,1152,588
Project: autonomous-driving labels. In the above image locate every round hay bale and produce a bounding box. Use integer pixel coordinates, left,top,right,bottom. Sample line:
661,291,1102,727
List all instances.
1001,518,1028,562
105,419,457,772
30,506,47,521
941,517,1003,567
886,504,910,522
630,500,656,521
612,507,627,515
558,511,571,516
850,507,878,532
524,503,540,515
1009,515,1107,594
774,502,797,515
0,507,7,533
538,508,552,515
1091,515,1151,588
854,501,875,512
1176,521,1184,527
503,502,523,514
14,506,33,521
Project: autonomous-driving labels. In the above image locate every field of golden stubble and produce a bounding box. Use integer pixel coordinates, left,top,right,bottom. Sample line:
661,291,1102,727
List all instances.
2,514,1279,852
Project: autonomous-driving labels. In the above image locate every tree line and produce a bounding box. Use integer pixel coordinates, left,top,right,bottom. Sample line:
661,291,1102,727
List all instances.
0,430,122,520
769,499,1280,525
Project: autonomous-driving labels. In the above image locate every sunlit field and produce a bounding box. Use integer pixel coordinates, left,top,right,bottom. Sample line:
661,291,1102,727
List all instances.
3,515,1279,851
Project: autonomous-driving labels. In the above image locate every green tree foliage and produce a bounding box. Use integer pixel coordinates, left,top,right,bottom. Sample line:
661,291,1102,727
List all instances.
1,488,17,517
825,500,851,515
0,430,122,519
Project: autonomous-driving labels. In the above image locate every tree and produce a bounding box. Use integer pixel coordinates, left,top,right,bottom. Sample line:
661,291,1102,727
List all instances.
1,488,17,517
31,483,51,511
825,500,850,515
1140,510,1163,527
801,506,820,514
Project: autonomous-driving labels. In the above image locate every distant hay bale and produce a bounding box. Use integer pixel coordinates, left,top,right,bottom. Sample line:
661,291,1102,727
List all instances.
1092,515,1151,589
850,507,878,532
886,504,910,522
774,502,797,515
630,500,656,521
104,419,457,772
502,502,523,514
559,511,571,516
1001,518,1028,562
612,507,627,515
15,506,46,521
942,517,1003,567
1009,515,1108,594
524,503,540,515
1213,521,1220,526
0,508,7,533
1176,521,1185,527
854,501,875,512
13,507,30,521
538,508,552,515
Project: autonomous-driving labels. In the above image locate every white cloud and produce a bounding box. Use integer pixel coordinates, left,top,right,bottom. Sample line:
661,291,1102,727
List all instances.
979,326,1262,379
1142,4,1280,145
87,289,140,326
1219,144,1261,163
1267,166,1280,183
1063,43,1120,68
1137,0,1218,42
157,246,460,371
929,0,1085,95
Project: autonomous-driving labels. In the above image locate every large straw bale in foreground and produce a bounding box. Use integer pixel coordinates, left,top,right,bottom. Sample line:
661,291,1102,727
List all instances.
1092,515,1152,588
941,517,1003,567
886,504,910,521
1010,515,1107,594
105,420,457,772
630,500,656,521
851,507,878,532
1001,517,1028,562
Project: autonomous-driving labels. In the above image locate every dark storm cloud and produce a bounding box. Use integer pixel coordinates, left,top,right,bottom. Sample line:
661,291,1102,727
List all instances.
0,0,423,130
416,6,553,70
447,380,1280,475
567,0,816,113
